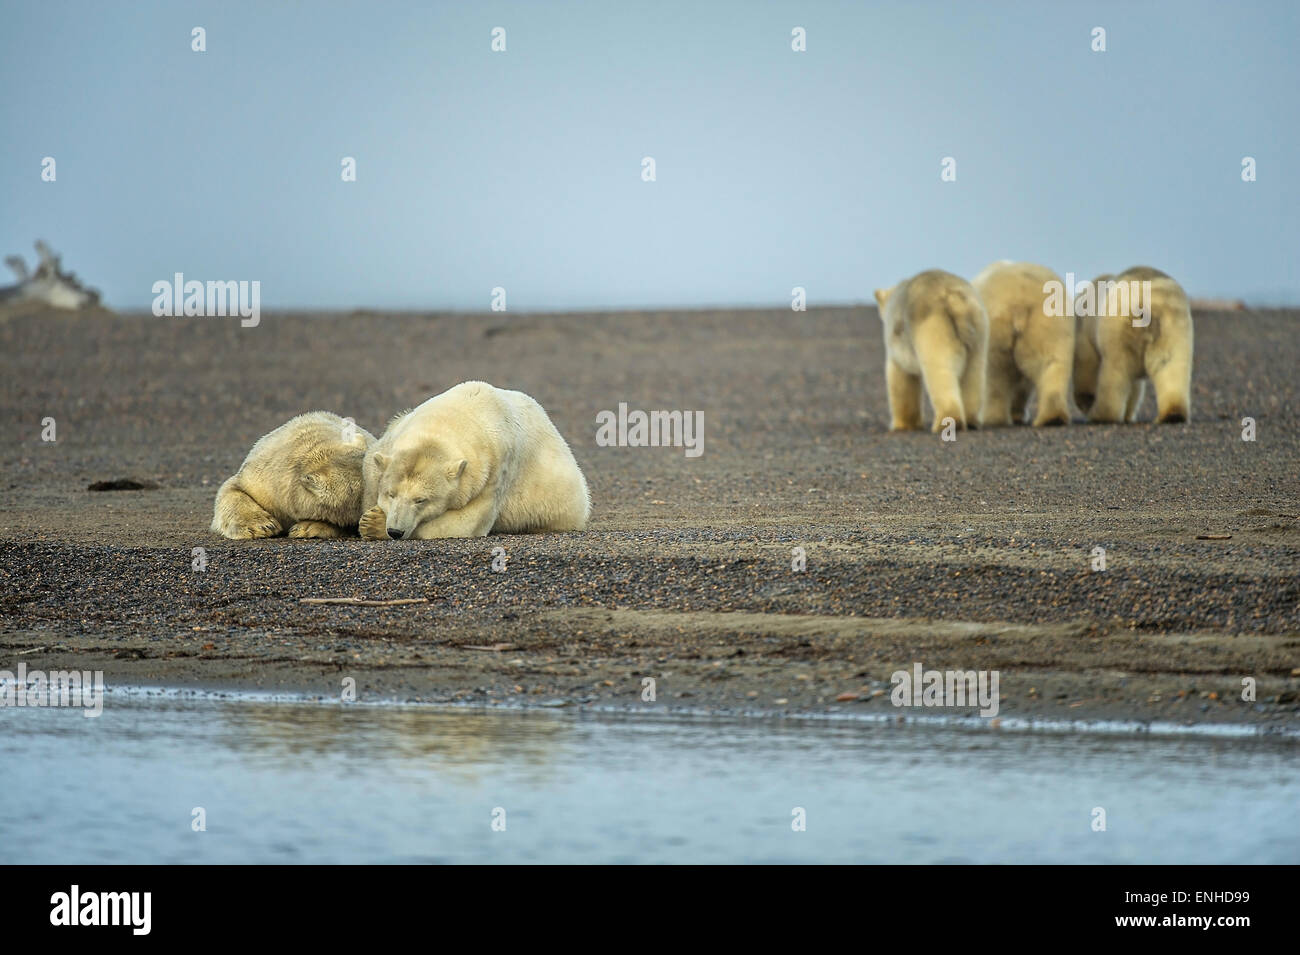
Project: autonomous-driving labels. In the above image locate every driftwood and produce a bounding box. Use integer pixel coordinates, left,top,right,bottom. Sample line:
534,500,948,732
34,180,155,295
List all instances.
0,240,101,310
299,597,429,607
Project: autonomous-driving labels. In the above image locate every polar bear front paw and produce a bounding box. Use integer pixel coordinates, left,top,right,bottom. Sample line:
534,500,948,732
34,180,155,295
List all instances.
358,506,389,541
289,520,345,539
223,516,283,539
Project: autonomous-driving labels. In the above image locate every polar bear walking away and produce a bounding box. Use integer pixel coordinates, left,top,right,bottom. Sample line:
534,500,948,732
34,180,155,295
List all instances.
212,412,375,539
972,260,1075,427
1076,267,1194,424
874,270,989,432
359,381,591,540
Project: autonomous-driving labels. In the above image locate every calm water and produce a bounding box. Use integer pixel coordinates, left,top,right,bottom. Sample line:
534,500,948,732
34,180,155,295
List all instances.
2,691,1297,864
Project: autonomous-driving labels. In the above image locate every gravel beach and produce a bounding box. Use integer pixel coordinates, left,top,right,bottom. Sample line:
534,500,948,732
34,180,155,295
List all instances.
1,305,1297,729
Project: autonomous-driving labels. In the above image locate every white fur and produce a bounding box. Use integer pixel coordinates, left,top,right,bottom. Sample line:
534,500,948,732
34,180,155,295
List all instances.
1074,267,1194,424
875,270,989,432
972,260,1075,427
359,381,590,540
212,411,374,539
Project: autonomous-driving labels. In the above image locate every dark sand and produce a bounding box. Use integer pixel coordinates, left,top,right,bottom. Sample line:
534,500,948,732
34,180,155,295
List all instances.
1,305,1297,729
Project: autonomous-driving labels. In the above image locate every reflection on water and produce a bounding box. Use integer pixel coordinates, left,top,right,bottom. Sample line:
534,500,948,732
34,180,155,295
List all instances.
2,693,1297,863
219,704,570,783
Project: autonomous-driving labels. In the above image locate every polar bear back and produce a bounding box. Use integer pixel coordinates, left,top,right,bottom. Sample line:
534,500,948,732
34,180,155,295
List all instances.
212,411,374,536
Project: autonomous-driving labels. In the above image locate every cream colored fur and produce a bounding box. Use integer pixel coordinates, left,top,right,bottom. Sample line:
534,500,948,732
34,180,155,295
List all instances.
212,412,374,539
359,381,590,540
1076,267,1194,424
972,261,1075,427
874,270,989,432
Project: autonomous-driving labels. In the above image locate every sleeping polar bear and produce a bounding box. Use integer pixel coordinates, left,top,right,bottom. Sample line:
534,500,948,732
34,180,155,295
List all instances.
211,411,374,539
359,381,591,540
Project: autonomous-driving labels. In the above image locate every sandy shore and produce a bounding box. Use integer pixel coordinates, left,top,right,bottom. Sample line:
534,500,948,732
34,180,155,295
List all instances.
1,305,1297,730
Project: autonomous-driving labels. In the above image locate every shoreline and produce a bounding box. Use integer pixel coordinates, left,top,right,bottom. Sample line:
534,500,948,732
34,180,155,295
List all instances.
2,306,1297,733
4,678,1297,741
4,609,1297,734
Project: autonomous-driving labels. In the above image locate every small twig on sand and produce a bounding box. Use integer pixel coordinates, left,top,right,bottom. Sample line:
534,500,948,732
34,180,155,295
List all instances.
17,646,50,655
1195,534,1232,540
463,644,515,652
300,597,429,607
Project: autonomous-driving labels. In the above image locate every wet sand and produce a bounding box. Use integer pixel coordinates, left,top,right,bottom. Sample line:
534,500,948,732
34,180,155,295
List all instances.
1,305,1297,729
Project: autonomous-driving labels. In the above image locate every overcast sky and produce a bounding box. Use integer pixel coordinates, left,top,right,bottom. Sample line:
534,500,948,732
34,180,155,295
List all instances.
3,0,1296,309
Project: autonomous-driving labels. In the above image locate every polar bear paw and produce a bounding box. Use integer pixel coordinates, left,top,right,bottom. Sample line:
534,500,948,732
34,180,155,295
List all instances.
229,516,283,539
289,520,345,539
358,506,389,541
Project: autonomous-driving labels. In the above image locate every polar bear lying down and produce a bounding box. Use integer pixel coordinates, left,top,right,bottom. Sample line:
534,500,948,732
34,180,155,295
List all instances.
359,381,590,540
211,411,375,539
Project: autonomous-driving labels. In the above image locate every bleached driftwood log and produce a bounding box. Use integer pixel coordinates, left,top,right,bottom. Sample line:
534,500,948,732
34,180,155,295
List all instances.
0,240,101,309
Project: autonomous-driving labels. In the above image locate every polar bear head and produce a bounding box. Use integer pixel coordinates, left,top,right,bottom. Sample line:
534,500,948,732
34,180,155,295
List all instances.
371,444,469,539
232,412,371,529
290,444,367,521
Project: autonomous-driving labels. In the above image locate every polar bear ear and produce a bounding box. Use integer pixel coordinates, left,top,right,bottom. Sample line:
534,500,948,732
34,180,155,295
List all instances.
372,452,390,471
452,459,468,479
873,287,892,310
300,471,321,490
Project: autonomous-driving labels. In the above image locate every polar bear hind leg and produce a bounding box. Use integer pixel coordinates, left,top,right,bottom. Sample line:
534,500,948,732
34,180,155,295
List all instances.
885,359,924,431
1148,337,1192,424
1089,352,1141,424
1028,358,1072,426
913,317,966,430
495,455,590,533
982,350,1019,427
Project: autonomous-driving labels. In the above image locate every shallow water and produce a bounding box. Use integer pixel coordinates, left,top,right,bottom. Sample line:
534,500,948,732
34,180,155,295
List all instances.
2,691,1297,863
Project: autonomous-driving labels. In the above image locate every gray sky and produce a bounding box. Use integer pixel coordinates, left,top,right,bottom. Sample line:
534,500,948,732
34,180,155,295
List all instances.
3,0,1296,309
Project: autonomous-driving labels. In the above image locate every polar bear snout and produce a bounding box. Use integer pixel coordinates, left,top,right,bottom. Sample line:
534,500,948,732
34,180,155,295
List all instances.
382,506,418,539
379,491,442,539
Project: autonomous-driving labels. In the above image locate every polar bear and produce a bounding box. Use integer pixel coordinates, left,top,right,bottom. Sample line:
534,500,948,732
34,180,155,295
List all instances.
1071,274,1113,418
358,381,590,540
972,260,1075,427
874,270,989,432
212,412,375,539
1075,267,1194,424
